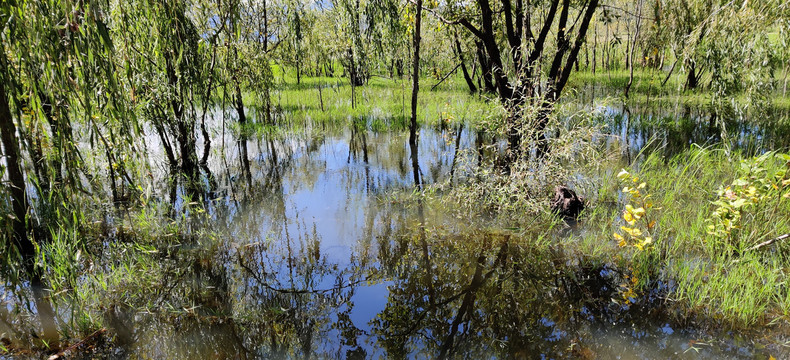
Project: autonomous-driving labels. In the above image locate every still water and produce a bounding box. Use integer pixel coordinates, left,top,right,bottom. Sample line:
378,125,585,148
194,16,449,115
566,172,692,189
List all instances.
2,100,790,358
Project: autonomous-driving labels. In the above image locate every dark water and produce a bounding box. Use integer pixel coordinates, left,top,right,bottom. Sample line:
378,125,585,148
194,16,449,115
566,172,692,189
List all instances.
2,102,789,358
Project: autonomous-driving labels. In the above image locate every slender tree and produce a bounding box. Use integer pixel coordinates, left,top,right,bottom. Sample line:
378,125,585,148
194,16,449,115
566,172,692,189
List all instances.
410,0,424,187
0,58,33,261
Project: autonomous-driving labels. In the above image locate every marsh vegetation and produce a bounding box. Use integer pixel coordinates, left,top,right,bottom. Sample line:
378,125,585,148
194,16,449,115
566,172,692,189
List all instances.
1,0,790,358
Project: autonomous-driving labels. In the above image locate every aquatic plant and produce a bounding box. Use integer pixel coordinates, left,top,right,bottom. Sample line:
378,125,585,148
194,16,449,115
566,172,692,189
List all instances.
614,169,657,251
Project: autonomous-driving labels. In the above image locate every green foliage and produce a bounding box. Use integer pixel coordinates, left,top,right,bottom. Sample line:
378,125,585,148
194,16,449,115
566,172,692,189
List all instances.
608,148,790,326
441,104,609,225
706,152,790,252
2,0,790,355
614,169,657,251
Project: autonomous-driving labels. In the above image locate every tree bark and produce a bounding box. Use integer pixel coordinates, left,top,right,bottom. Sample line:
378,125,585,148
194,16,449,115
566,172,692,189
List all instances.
410,0,424,188
475,41,496,93
686,61,699,90
235,83,251,184
164,52,200,191
537,0,600,157
0,71,34,260
452,0,597,161
454,34,477,94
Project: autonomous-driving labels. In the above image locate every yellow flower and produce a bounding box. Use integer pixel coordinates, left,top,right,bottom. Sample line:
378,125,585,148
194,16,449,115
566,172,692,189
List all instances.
623,211,636,225
614,233,626,247
621,226,642,237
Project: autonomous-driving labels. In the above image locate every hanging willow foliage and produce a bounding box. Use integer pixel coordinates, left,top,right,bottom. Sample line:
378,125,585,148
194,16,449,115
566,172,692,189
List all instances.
0,0,274,264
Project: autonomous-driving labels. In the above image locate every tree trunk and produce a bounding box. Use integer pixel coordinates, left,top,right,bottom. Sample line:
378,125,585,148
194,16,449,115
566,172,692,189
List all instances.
410,0,424,188
454,35,477,94
476,41,496,93
592,23,597,74
165,53,200,191
454,0,597,161
296,58,301,85
686,61,699,90
537,0,599,158
0,72,34,260
585,41,590,70
235,83,251,183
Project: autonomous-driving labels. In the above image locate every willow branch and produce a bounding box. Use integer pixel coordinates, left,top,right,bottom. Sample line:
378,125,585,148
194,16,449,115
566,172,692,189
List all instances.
746,233,790,252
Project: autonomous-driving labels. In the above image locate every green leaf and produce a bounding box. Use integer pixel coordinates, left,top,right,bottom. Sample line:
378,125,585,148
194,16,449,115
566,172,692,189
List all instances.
732,178,749,186
730,198,747,208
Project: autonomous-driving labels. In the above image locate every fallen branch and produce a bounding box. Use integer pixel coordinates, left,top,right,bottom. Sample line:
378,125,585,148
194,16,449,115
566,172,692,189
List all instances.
47,328,106,360
431,63,461,91
661,59,678,87
746,233,790,252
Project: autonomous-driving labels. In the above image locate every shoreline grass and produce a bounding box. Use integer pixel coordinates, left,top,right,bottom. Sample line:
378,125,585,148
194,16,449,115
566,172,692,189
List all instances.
3,73,790,357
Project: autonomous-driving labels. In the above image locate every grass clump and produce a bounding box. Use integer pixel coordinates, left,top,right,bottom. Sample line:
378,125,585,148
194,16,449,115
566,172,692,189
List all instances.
438,112,790,328
618,148,790,327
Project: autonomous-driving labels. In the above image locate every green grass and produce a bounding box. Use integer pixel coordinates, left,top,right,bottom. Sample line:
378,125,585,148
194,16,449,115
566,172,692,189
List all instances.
435,117,790,328
566,68,790,113
5,71,790,357
597,147,790,327
265,75,498,132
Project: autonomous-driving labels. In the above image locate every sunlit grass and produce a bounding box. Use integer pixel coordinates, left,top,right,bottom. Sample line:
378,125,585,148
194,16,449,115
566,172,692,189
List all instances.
4,73,790,357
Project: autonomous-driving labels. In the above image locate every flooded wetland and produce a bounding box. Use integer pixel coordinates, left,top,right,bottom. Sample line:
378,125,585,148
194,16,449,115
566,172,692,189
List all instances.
3,1,790,359
4,93,790,358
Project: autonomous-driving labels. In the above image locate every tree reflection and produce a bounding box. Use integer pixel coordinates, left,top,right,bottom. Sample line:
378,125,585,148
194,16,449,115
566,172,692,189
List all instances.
372,226,639,359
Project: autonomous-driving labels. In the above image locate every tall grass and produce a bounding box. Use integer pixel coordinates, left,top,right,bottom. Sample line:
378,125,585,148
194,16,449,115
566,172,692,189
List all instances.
262,75,498,131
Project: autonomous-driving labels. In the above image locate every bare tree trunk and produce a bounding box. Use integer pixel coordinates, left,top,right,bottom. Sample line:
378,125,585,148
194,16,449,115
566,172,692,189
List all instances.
235,83,251,184
410,0,424,188
625,0,643,98
537,0,599,158
592,23,597,74
605,25,610,71
625,17,631,70
686,61,699,90
454,34,477,94
475,41,496,93
296,58,301,85
585,41,590,70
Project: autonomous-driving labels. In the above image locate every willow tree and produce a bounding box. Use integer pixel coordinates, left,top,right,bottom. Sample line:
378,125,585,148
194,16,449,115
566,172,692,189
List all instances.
117,0,210,194
431,0,599,159
328,0,403,85
365,0,408,77
656,0,789,116
0,53,31,261
1,0,139,262
221,0,277,182
331,0,367,88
